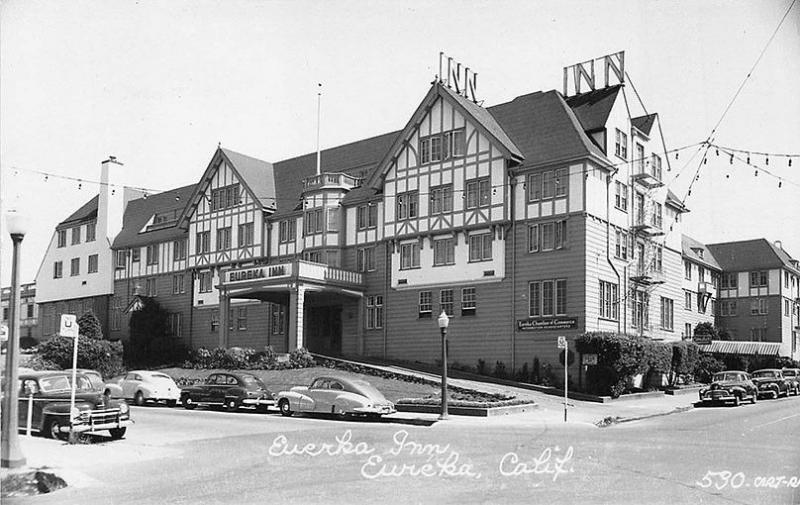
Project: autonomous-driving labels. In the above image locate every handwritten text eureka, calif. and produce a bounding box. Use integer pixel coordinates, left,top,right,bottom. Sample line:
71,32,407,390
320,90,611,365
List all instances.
268,429,574,483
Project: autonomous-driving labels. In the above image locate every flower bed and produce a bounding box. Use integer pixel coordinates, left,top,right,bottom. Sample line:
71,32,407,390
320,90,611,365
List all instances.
396,390,527,408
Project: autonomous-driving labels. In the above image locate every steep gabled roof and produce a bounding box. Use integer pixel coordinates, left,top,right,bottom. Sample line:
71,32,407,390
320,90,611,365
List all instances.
58,196,98,228
681,234,721,270
112,184,196,249
707,238,800,275
631,113,657,136
565,85,622,132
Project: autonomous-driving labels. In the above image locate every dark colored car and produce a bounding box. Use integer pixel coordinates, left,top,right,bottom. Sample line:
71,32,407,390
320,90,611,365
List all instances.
751,369,791,399
699,370,758,406
780,368,800,395
180,372,275,412
14,371,132,440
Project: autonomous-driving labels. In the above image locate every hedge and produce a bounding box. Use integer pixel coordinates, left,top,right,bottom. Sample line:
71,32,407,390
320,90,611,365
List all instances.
36,336,125,379
183,346,315,371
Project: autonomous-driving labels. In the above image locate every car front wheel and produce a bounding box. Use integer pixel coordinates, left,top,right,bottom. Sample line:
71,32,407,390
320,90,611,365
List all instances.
279,399,293,417
225,399,239,412
182,396,196,410
109,427,126,440
166,400,177,408
750,392,757,404
134,391,145,406
44,417,68,441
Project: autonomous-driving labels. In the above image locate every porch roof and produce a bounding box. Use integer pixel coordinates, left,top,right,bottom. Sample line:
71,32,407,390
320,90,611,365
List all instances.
699,340,781,356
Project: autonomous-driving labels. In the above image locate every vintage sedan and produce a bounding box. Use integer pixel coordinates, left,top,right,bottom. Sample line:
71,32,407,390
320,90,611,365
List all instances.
66,368,124,399
15,371,132,440
698,370,758,406
277,376,396,419
180,372,275,412
751,369,791,399
111,371,181,407
781,368,800,395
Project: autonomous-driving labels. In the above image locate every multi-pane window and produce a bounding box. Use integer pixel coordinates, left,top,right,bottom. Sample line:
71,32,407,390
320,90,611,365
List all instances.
750,298,768,315
26,304,34,318
70,257,80,276
529,279,567,317
684,261,692,280
660,297,674,330
172,274,185,294
720,300,737,316
430,185,453,214
71,226,81,245
86,223,96,242
146,243,159,265
599,281,619,320
651,154,663,180
652,202,663,229
615,129,628,159
528,221,567,252
684,323,692,339
210,184,240,211
57,230,67,248
279,219,297,243
684,290,693,311
396,191,418,220
631,289,649,328
196,231,210,254
468,233,492,262
271,305,286,335
357,205,378,229
210,310,219,332
440,289,454,316
303,250,322,263
88,254,98,273
750,328,766,341
327,208,339,232
238,222,254,248
198,271,212,293
528,169,568,201
750,271,768,288
461,287,476,315
366,296,384,329
433,238,455,266
131,248,141,263
419,129,465,164
237,307,248,330
216,227,231,250
635,143,645,172
653,244,663,272
615,182,628,211
304,209,323,235
418,291,432,318
615,230,628,259
466,178,490,209
168,313,182,337
53,261,63,279
786,299,791,316
116,250,126,269
721,272,738,289
174,239,187,261
698,266,706,283
357,247,375,272
399,242,420,270
146,278,157,297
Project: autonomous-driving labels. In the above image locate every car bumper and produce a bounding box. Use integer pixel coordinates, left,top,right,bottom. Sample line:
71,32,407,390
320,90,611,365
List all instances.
241,399,276,406
60,419,133,434
353,405,396,415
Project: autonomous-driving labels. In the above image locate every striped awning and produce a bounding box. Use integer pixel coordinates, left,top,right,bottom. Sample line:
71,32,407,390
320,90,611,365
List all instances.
698,340,781,356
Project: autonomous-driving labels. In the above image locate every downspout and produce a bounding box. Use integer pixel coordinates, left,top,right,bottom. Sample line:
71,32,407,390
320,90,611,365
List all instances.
383,237,389,360
606,168,622,334
509,168,517,372
188,267,194,350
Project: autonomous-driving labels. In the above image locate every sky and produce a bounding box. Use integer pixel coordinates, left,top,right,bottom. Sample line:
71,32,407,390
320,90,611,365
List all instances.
1,0,799,286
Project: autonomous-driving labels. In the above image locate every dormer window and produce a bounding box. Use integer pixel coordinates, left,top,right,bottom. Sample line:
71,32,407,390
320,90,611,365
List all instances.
419,128,465,165
210,184,240,211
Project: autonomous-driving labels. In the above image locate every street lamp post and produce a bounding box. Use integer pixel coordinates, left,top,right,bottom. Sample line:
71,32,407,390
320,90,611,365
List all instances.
2,210,28,468
437,310,450,420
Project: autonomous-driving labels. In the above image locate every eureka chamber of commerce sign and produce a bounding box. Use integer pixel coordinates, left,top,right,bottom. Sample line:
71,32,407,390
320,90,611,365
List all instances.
517,317,579,331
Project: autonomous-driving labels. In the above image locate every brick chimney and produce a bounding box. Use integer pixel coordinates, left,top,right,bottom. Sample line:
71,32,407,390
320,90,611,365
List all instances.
98,156,125,242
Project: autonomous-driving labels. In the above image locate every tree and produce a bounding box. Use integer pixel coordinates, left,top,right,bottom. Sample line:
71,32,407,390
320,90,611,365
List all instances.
127,297,169,365
77,310,104,340
693,322,719,340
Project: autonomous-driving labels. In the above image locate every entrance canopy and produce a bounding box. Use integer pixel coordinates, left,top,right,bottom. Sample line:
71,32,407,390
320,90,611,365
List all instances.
699,340,781,356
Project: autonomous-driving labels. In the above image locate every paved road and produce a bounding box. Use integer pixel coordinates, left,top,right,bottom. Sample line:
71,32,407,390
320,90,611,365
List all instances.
6,395,800,505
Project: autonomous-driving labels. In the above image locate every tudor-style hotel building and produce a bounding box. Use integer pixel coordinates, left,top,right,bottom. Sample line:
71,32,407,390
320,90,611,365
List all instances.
103,52,797,372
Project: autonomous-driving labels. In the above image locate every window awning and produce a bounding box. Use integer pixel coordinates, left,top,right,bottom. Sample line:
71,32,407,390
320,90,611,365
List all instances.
698,340,781,356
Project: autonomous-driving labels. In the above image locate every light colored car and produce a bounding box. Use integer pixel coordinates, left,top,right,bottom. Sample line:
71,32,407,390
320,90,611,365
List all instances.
66,368,124,399
112,370,181,407
277,376,395,419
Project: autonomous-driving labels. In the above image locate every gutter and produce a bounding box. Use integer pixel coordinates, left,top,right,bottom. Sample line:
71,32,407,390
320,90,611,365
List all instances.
509,168,517,372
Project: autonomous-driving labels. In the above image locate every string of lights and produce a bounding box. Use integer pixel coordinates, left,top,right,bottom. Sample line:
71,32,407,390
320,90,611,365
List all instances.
707,144,799,167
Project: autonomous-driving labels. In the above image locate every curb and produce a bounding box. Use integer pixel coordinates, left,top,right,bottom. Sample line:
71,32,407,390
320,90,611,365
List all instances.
600,405,695,427
396,402,538,417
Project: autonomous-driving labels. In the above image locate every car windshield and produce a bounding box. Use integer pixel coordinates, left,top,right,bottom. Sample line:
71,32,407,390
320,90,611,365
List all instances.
783,370,797,377
39,376,71,392
713,372,742,382
752,371,778,378
240,375,266,388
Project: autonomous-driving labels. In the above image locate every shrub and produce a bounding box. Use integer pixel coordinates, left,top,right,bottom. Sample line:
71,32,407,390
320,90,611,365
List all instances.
287,347,315,369
694,354,725,383
515,362,530,383
669,341,700,385
540,363,557,387
693,322,719,340
493,361,508,379
77,311,104,340
37,336,124,379
532,357,541,384
476,359,487,376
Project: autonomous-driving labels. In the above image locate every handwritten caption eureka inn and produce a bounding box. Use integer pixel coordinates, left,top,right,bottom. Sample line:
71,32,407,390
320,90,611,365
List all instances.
268,429,574,484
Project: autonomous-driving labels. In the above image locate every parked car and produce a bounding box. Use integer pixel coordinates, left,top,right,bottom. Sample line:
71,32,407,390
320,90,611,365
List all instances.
180,372,275,412
780,368,800,395
277,376,396,419
65,368,124,399
13,371,132,440
111,371,181,407
698,370,758,406
751,369,791,399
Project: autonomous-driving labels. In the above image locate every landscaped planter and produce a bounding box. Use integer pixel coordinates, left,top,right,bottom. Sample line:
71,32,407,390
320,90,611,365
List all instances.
396,402,537,417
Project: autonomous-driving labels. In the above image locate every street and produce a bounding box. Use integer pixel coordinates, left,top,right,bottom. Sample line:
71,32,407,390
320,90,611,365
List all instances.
4,394,800,505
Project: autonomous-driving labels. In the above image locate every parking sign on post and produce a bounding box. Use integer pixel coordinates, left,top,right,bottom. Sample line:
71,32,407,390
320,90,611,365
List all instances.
60,314,79,442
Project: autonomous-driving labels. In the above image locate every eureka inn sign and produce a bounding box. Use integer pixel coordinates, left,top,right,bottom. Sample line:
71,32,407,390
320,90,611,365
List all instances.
224,264,291,284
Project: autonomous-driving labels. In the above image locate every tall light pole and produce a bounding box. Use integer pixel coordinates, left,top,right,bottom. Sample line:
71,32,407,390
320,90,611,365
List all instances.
2,210,28,468
437,310,450,420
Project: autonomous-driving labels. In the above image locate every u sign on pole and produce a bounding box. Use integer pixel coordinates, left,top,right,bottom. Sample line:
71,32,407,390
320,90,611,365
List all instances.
60,314,79,442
